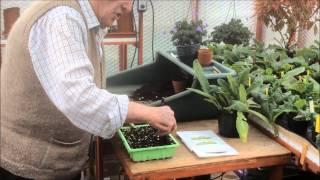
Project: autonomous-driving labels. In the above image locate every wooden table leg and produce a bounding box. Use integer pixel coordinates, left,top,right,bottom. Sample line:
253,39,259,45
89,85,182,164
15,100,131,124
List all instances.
268,165,284,180
95,137,104,180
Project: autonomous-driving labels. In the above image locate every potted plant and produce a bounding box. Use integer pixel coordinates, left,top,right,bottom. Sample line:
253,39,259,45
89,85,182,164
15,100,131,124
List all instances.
248,76,293,133
209,18,253,46
170,19,207,67
170,19,207,93
189,61,272,142
280,73,319,137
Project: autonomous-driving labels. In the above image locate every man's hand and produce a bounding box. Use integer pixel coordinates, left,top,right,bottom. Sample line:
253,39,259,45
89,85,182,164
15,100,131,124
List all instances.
147,106,177,135
126,102,177,135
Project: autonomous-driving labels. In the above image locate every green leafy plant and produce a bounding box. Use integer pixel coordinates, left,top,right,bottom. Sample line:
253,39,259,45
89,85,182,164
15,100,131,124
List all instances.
249,78,291,132
207,40,319,81
170,19,207,46
207,40,320,147
210,19,253,46
188,61,272,142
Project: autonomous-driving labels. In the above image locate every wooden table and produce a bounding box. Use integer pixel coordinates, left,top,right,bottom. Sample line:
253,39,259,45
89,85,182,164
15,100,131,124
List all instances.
112,120,291,180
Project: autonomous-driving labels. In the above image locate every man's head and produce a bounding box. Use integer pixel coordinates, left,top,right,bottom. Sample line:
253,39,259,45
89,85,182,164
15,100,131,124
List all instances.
90,0,133,28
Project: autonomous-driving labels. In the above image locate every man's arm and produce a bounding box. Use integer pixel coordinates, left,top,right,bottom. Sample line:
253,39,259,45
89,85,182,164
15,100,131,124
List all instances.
29,6,176,139
28,6,128,139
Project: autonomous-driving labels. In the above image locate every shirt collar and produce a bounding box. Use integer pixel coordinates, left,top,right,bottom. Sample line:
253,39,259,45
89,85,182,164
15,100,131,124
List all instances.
78,0,108,38
78,0,100,30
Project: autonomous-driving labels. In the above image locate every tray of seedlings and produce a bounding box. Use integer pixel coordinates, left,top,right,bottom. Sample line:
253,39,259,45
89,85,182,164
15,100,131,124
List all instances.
118,124,179,162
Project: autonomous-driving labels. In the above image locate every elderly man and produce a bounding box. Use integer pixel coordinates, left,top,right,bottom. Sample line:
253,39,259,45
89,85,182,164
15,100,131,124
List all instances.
0,0,176,179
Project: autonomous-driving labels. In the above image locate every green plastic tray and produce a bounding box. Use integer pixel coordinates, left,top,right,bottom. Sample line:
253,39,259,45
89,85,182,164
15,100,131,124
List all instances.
118,124,180,162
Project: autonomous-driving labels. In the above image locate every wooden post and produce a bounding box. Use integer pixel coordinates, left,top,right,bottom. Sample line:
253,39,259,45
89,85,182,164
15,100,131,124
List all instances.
117,13,134,33
119,45,128,70
191,0,199,21
256,15,264,42
138,11,144,65
288,31,297,47
297,29,307,48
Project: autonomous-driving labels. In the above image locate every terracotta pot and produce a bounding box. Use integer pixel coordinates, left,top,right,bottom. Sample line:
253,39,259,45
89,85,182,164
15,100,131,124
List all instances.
197,48,213,66
171,80,186,94
3,7,20,38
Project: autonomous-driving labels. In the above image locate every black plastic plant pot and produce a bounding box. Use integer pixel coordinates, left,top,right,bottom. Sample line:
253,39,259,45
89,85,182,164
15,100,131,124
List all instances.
218,111,239,138
306,126,317,147
176,44,200,57
177,55,196,67
275,113,289,129
176,44,200,67
288,118,310,138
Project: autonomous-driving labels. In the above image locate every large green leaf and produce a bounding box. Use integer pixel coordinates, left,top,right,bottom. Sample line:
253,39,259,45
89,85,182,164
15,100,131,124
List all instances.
309,63,319,73
287,81,306,94
247,109,271,127
217,79,234,98
283,66,305,78
309,77,320,95
188,88,212,99
281,76,299,89
227,75,238,97
238,68,250,84
247,98,261,109
193,60,210,94
265,68,273,75
236,111,248,143
239,84,247,103
225,100,249,112
216,94,229,107
204,98,222,110
272,109,292,122
294,99,307,109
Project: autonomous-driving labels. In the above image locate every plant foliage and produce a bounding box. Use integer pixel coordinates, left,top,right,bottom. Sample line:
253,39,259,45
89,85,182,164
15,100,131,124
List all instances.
210,19,253,46
189,61,273,142
170,19,207,46
205,40,319,148
255,0,320,49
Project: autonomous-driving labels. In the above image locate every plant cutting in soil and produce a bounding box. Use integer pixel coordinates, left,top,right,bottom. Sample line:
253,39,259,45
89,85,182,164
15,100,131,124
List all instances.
121,126,175,149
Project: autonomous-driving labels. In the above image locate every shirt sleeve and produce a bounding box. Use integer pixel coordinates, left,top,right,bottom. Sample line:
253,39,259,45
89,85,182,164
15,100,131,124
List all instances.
28,6,129,139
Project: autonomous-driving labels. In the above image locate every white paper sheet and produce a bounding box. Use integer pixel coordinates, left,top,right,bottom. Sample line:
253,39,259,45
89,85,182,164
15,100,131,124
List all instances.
177,130,238,158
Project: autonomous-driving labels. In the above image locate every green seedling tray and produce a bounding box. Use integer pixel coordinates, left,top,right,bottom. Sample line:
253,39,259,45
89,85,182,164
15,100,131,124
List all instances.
118,124,180,162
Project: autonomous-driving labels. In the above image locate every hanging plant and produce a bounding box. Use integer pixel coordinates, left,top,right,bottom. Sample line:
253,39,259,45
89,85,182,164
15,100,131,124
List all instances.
170,19,207,46
210,19,253,46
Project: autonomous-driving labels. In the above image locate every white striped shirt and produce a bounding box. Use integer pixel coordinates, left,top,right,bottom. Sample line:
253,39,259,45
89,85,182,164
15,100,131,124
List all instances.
28,0,128,139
